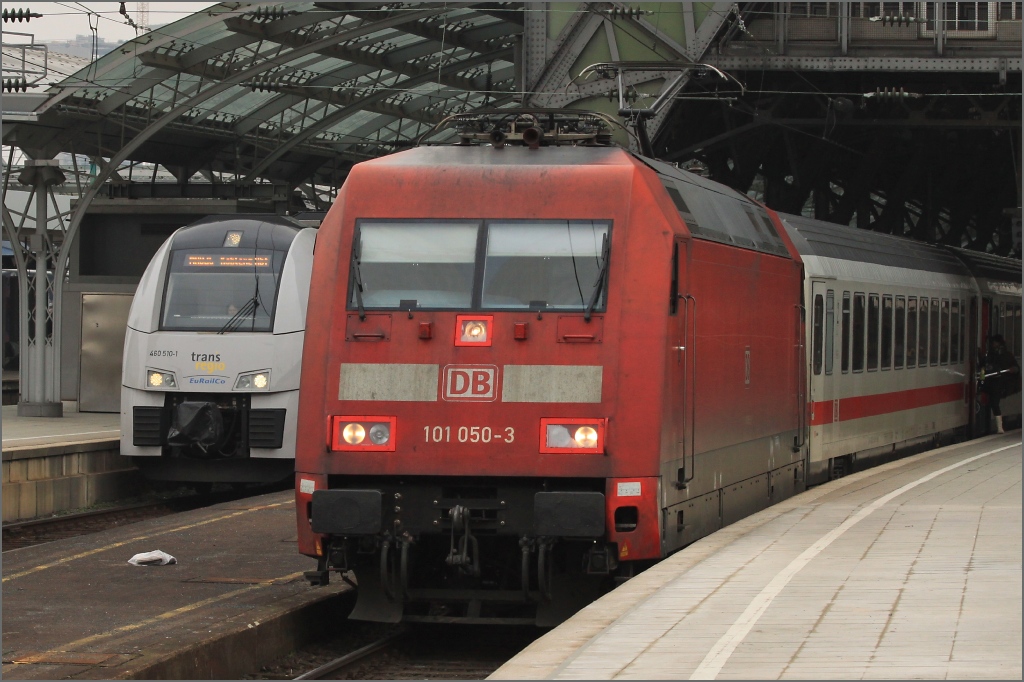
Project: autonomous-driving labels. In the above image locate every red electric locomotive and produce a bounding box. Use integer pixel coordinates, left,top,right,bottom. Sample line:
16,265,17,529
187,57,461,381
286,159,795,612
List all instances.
294,112,808,624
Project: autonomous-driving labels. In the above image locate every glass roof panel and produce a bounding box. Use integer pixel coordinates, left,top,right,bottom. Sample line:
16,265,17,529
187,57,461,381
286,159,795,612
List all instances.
16,1,524,186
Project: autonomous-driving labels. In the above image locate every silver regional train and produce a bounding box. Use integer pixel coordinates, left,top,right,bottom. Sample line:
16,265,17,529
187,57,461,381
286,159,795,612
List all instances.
121,214,316,484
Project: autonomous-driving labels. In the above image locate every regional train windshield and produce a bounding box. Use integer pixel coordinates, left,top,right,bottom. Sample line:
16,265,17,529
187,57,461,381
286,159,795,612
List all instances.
352,220,610,312
160,249,286,332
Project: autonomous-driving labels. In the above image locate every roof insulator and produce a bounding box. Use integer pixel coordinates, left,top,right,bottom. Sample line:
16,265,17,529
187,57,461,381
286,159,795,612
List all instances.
601,7,648,19
252,5,291,21
869,14,926,27
3,78,28,92
2,8,43,22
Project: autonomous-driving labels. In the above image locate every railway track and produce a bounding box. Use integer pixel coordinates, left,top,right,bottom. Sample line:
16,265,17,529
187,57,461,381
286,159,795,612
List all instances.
2,484,287,550
250,622,540,680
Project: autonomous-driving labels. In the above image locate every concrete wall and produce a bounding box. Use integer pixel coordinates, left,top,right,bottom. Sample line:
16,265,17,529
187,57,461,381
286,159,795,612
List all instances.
2,441,141,522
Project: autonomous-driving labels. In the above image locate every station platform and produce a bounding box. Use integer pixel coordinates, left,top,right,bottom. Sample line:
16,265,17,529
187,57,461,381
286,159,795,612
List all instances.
492,434,1023,680
2,402,132,523
2,402,119,450
2,488,347,679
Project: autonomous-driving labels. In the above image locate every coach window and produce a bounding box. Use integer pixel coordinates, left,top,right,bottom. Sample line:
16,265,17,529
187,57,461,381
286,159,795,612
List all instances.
841,292,851,373
958,296,966,360
882,296,893,370
853,293,866,372
825,291,835,375
929,298,940,365
867,294,880,371
813,294,824,375
918,298,929,366
940,299,951,364
951,300,961,364
906,297,918,367
894,296,906,369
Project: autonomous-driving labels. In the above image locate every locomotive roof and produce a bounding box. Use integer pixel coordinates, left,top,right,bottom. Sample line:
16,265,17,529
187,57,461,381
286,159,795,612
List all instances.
367,144,633,167
779,213,971,276
171,214,305,251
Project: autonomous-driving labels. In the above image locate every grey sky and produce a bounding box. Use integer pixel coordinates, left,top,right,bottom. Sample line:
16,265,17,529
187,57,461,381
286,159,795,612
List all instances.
3,3,216,44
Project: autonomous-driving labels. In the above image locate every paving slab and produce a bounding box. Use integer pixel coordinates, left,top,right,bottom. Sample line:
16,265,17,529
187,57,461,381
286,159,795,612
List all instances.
2,489,347,679
491,434,1023,680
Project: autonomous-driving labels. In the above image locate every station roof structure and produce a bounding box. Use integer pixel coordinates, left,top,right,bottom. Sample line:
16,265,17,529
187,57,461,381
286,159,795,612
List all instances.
4,2,524,189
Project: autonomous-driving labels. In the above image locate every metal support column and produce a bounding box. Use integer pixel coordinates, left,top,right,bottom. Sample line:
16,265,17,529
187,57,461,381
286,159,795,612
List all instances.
17,159,64,417
839,2,850,55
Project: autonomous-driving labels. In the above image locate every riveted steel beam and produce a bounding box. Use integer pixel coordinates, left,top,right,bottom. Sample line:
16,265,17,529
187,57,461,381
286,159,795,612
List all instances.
706,55,1023,72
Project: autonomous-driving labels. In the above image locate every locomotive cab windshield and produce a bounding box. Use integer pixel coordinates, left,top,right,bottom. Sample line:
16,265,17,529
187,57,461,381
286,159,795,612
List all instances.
351,219,611,312
161,248,286,332
159,218,302,333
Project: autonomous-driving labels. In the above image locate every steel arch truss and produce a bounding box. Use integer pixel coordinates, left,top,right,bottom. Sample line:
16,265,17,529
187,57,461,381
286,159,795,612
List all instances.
8,3,522,189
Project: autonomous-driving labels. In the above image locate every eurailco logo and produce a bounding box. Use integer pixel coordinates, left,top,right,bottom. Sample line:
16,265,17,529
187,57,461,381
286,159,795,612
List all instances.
442,365,498,402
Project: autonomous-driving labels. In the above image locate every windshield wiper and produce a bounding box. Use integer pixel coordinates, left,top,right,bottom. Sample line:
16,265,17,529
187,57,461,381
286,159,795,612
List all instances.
584,232,610,322
351,243,366,321
217,297,258,334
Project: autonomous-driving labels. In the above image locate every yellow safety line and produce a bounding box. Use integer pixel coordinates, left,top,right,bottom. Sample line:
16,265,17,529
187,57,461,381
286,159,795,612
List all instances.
2,501,289,583
13,571,306,656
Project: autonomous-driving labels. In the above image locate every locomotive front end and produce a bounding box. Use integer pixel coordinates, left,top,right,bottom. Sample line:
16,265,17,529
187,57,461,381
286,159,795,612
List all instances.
296,129,672,625
121,216,314,484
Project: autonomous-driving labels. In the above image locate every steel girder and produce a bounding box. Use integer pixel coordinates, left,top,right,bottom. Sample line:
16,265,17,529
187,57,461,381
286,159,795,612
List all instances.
655,70,1022,255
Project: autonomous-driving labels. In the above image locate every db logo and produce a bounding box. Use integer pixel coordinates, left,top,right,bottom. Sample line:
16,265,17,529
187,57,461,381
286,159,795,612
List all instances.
442,365,498,402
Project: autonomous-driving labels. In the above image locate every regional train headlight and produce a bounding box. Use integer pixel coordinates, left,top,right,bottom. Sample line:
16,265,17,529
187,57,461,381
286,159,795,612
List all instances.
146,369,177,389
235,371,271,391
540,418,606,454
331,416,396,451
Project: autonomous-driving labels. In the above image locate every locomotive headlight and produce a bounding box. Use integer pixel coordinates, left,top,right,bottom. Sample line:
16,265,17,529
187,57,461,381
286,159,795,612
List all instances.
368,423,391,445
540,418,606,454
147,369,177,389
574,426,599,448
234,370,271,391
343,423,366,445
455,315,493,346
331,416,397,452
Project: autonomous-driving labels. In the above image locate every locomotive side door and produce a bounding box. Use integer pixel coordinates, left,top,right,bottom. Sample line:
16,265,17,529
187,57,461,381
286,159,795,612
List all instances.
809,281,838,457
669,238,695,488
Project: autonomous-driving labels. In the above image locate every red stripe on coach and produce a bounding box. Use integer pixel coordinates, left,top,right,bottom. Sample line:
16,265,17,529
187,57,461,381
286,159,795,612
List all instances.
809,382,964,426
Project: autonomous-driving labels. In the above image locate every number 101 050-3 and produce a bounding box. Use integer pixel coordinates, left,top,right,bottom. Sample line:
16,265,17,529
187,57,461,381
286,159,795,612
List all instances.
423,425,515,444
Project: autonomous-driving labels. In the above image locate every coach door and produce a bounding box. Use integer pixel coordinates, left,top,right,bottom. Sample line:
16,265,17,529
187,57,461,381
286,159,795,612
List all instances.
809,281,839,456
669,239,695,488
